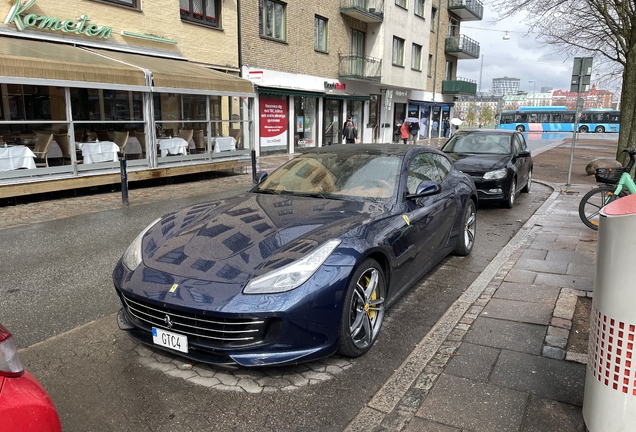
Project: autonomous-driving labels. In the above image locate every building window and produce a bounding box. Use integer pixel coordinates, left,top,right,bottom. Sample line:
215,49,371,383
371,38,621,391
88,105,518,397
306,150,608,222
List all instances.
392,37,405,67
314,16,328,52
412,44,422,71
260,0,287,41
180,0,220,27
445,60,453,80
431,7,437,32
415,0,425,17
427,54,433,77
395,0,407,8
95,0,138,8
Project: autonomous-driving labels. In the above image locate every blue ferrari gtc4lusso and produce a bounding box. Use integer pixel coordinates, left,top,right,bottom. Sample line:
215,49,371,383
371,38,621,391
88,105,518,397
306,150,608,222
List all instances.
113,144,477,367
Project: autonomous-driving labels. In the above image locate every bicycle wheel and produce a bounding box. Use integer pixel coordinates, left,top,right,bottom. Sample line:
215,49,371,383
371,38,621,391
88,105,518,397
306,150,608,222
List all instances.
578,186,626,230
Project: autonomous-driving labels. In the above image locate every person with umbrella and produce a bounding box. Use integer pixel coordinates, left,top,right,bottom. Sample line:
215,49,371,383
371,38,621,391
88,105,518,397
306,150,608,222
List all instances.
400,119,410,144
449,118,463,136
406,117,420,144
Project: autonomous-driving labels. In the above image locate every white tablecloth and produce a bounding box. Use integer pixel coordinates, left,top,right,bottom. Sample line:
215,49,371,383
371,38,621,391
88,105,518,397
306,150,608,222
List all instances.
213,136,236,153
80,141,119,164
0,145,36,171
158,138,189,157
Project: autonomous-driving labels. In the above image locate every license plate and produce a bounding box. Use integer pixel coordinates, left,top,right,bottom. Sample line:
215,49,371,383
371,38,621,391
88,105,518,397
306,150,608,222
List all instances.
152,327,188,354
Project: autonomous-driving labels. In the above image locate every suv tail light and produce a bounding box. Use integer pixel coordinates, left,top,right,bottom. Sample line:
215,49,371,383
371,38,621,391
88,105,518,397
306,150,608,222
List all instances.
0,324,24,377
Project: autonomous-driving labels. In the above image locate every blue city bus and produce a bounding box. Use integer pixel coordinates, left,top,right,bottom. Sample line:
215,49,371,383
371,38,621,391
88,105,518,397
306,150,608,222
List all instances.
497,106,576,132
578,109,621,133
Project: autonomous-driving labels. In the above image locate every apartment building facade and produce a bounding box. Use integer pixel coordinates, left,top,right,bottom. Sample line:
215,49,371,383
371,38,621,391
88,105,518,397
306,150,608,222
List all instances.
241,0,482,153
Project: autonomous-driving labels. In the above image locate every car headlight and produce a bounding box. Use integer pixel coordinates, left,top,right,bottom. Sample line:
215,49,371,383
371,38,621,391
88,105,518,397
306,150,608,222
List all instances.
122,218,161,270
483,168,508,180
243,239,341,294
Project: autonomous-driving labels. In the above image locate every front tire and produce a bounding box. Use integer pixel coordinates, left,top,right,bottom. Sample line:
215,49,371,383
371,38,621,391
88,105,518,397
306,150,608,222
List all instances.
522,169,532,193
578,186,625,230
454,199,476,256
503,178,516,208
579,125,589,133
595,126,605,133
338,259,386,358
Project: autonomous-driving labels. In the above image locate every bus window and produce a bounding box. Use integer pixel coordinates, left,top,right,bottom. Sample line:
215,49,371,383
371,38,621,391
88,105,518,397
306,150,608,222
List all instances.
562,113,574,123
550,113,562,123
528,113,538,122
538,113,549,122
500,113,513,124
609,113,620,123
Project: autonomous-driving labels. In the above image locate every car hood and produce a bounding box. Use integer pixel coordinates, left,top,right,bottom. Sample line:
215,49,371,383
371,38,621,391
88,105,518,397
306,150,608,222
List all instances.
140,193,384,284
446,153,510,174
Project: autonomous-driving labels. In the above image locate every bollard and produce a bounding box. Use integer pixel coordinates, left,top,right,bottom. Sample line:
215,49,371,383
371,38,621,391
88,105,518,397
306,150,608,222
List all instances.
251,149,257,183
119,158,129,206
583,193,636,431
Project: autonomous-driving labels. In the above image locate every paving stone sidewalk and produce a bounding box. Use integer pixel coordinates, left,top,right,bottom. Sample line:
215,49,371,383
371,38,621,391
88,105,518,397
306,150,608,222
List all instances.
346,183,595,432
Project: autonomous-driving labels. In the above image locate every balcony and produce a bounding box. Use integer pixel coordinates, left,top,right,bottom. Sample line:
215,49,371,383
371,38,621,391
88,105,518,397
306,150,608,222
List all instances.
447,0,484,21
340,0,384,23
338,55,382,81
442,77,477,95
445,35,480,59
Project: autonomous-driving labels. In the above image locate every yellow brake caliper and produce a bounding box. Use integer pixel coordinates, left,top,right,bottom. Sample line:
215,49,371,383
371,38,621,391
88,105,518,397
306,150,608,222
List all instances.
362,275,377,320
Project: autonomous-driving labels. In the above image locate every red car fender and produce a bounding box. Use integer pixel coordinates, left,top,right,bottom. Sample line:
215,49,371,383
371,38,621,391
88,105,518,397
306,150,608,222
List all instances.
0,371,62,432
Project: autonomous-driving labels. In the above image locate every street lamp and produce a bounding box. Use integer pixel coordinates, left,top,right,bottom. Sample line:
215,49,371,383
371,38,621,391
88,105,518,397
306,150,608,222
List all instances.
528,80,536,106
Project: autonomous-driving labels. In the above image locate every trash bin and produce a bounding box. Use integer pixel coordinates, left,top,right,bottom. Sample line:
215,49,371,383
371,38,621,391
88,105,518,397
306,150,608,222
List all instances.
583,193,636,431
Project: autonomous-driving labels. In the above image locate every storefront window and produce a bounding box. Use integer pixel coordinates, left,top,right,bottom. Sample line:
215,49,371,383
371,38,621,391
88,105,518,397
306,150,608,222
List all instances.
294,97,317,148
2,84,66,122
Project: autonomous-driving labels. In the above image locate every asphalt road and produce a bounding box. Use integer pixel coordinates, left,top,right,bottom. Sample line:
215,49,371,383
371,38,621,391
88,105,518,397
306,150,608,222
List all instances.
2,179,552,431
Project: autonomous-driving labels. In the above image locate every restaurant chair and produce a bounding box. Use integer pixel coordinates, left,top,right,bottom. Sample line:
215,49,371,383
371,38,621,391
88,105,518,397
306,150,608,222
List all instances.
33,133,54,168
192,130,205,153
113,131,129,159
53,133,76,165
179,128,193,144
135,131,147,158
96,129,110,142
163,128,174,138
228,128,242,149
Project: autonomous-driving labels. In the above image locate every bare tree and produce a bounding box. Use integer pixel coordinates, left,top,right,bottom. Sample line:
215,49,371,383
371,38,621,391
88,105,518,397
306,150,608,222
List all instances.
490,0,636,165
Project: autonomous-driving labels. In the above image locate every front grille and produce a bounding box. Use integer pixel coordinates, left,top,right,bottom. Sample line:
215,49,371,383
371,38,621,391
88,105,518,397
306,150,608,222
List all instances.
119,292,280,349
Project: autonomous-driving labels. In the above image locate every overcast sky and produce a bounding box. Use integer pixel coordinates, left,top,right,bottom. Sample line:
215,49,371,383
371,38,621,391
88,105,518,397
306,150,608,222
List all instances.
456,7,576,94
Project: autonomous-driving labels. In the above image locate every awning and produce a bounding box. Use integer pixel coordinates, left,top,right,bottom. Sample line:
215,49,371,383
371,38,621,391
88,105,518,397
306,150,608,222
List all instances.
91,49,253,94
258,86,324,98
0,36,146,87
326,93,371,101
409,101,455,107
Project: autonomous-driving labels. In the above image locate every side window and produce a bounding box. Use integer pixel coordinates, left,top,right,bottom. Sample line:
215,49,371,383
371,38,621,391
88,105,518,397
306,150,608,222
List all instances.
406,153,441,194
512,136,522,155
433,154,452,181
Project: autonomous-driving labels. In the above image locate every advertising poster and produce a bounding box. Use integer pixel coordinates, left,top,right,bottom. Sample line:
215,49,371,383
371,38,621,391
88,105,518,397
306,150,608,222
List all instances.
260,97,288,148
297,116,304,132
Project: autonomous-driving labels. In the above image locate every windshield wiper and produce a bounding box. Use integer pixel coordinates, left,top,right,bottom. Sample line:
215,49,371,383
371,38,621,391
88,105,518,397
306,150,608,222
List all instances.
254,188,281,195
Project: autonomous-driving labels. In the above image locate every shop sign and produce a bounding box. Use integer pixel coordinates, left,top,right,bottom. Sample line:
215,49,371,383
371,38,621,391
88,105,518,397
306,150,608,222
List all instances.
324,81,346,91
247,70,263,83
395,90,408,97
4,0,113,39
260,96,288,148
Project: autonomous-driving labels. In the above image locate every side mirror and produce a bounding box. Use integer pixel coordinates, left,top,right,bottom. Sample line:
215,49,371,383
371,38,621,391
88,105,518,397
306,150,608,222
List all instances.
254,171,268,184
518,150,531,158
406,180,442,200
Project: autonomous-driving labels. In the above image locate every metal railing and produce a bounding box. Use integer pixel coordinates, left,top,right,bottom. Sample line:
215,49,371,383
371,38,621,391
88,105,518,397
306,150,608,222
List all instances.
340,0,385,18
338,55,382,81
447,0,484,20
445,35,480,58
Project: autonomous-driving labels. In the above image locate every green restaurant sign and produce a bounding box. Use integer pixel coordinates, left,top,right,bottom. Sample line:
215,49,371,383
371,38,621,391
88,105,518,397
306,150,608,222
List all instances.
4,0,113,39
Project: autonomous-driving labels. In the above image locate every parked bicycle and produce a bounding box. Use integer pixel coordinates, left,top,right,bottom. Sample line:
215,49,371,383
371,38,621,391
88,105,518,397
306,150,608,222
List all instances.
578,148,636,230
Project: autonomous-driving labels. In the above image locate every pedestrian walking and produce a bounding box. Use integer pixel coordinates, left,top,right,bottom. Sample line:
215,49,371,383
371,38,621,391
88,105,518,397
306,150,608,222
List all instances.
409,120,420,144
400,120,410,144
342,117,357,144
443,118,450,137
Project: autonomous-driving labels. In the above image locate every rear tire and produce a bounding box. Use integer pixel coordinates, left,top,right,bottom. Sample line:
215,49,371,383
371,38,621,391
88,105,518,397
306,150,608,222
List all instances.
515,125,525,132
453,199,476,256
578,186,626,230
338,259,386,357
595,126,605,133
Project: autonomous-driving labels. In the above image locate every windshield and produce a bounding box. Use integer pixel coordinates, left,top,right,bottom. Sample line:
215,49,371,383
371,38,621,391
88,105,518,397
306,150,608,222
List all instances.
442,133,511,155
255,152,401,201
